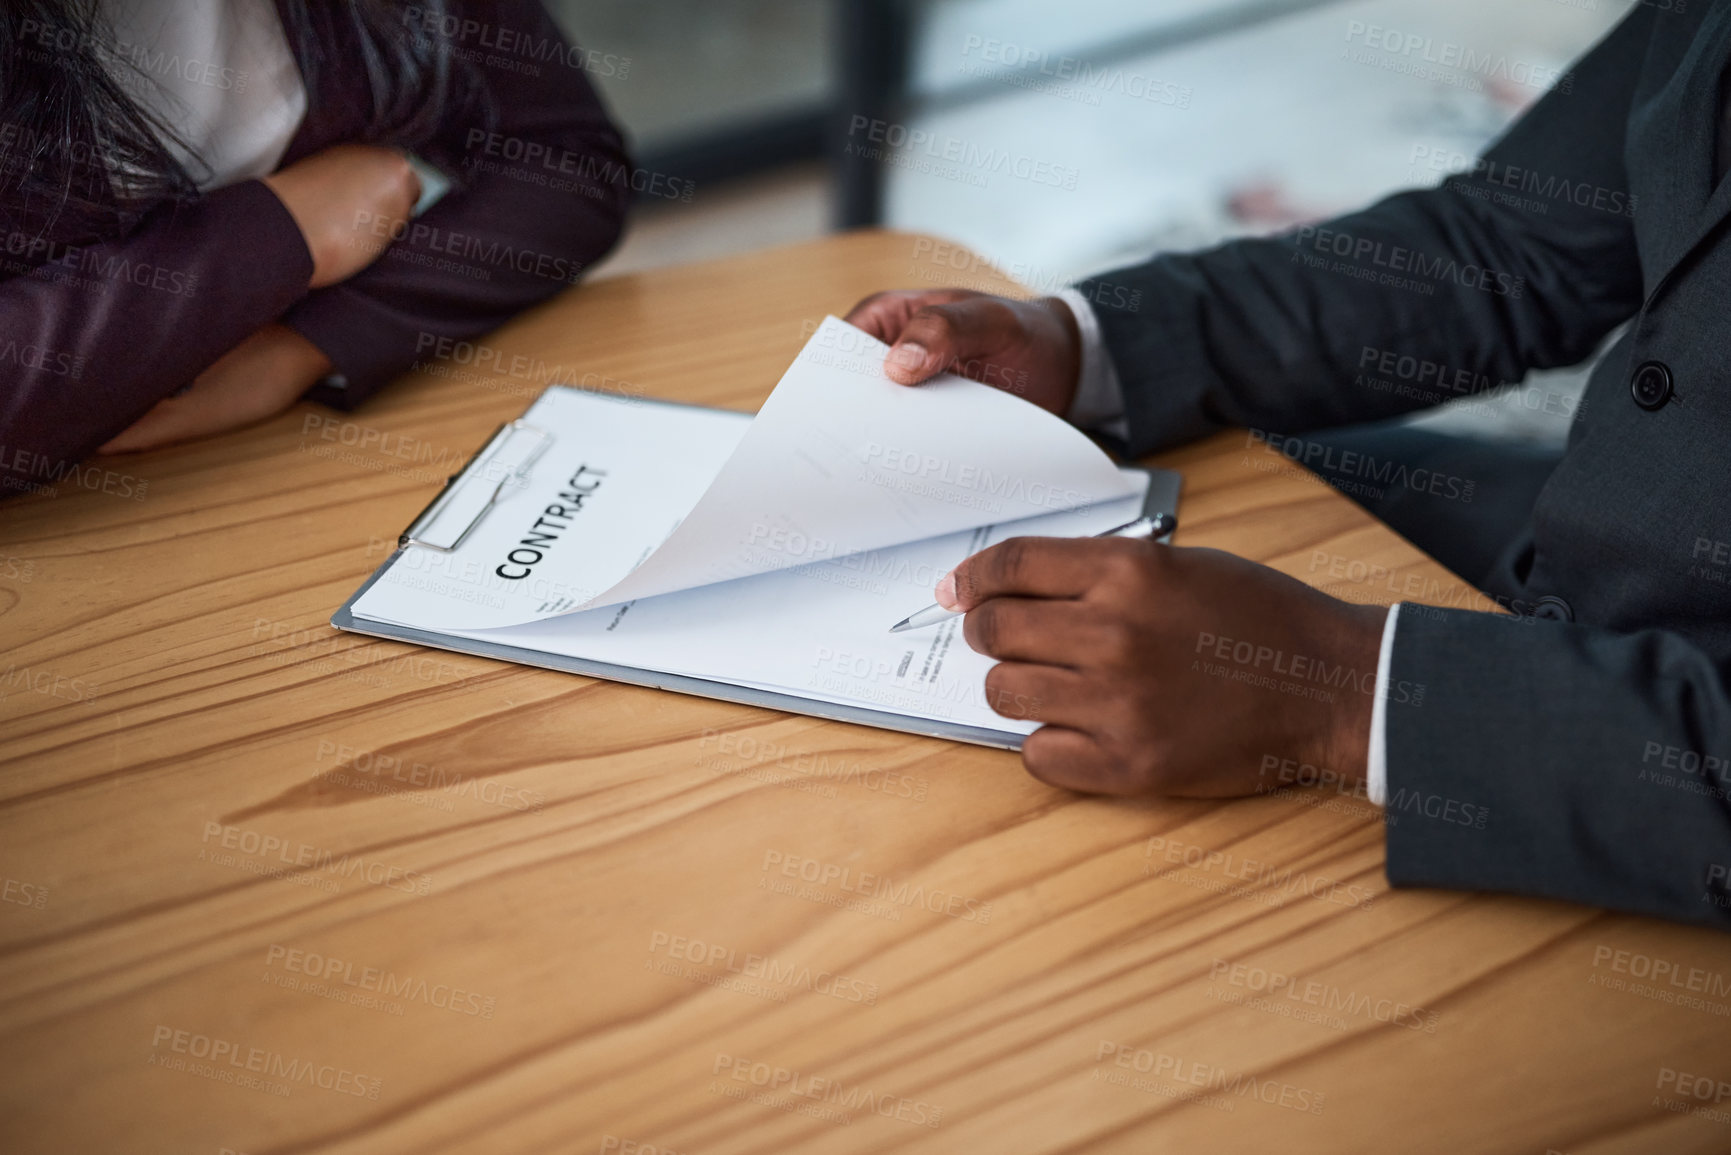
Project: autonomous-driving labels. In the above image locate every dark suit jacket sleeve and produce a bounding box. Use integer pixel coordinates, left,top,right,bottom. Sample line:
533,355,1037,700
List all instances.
1384,609,1731,928
0,181,314,494
284,0,631,411
1078,8,1731,926
1076,5,1652,458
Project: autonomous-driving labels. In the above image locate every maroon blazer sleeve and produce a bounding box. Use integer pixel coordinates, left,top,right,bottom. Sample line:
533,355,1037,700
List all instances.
0,181,313,496
285,0,631,410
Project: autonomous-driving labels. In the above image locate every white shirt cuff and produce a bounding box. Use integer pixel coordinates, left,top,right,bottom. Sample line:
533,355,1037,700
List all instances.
1055,288,1130,441
1365,603,1402,807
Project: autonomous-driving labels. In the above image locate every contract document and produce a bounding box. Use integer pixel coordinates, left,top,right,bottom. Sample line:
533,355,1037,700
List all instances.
335,317,1180,747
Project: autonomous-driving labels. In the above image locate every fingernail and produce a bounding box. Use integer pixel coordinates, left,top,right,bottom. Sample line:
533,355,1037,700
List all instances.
935,570,958,609
890,342,929,375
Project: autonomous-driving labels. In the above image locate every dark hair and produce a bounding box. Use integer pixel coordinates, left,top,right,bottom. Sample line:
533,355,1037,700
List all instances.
0,0,484,245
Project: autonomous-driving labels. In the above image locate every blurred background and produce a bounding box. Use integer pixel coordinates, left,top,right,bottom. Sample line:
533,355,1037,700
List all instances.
554,0,1630,444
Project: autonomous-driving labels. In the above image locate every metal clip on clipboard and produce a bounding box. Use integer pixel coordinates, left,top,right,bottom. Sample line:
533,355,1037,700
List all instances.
398,420,553,552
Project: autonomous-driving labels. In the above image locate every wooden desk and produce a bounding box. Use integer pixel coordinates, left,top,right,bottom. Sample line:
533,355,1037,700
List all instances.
1,232,1727,1155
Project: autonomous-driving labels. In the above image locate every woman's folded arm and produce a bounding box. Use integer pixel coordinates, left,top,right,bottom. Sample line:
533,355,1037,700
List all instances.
0,181,313,494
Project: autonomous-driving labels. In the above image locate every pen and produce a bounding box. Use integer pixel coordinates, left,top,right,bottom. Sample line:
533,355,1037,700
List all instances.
887,511,1177,634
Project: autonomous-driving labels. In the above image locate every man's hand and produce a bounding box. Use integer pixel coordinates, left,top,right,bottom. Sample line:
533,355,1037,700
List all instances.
98,325,332,454
940,536,1390,796
843,289,1082,415
262,143,422,289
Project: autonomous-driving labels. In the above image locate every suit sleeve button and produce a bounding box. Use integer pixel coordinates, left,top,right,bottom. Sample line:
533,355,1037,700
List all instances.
1532,595,1573,622
1630,361,1673,411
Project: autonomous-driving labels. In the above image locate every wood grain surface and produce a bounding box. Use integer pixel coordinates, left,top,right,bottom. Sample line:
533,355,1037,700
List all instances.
2,231,1728,1155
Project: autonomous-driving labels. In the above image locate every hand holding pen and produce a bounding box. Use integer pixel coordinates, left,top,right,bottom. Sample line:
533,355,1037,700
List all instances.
889,511,1178,633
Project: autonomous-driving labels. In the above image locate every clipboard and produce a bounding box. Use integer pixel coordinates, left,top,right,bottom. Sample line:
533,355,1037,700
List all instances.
397,419,555,553
333,400,1181,750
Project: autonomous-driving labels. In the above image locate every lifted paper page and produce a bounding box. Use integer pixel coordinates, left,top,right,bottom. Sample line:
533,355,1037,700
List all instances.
359,317,1135,632
570,316,1137,614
